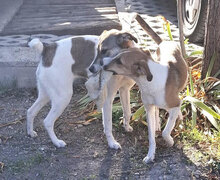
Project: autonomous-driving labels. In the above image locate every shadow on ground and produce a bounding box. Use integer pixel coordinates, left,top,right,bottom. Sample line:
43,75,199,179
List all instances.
0,87,210,179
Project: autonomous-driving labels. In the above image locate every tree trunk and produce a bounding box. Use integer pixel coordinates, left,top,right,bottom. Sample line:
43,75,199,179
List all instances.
202,0,220,79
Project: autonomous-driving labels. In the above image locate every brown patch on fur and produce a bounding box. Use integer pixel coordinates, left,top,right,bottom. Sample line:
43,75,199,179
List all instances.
98,30,137,50
117,33,138,48
42,43,57,67
99,30,137,53
165,48,188,108
71,37,96,77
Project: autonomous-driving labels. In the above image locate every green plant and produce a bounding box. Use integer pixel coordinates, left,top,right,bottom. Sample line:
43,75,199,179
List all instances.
181,54,220,131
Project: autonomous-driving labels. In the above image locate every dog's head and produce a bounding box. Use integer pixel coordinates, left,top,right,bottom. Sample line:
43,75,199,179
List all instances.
89,29,138,73
103,48,153,81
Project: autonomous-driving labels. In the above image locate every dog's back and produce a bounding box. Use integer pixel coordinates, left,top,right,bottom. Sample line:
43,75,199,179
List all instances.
29,35,99,78
158,41,188,92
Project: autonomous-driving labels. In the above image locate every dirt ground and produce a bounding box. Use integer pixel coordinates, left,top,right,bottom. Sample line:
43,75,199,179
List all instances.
0,85,211,180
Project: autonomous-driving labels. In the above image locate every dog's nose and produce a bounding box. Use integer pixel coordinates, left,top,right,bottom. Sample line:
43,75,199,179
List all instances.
147,74,153,81
89,65,95,73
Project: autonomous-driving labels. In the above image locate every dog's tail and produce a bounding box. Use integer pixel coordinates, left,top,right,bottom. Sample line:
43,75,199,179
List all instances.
28,38,44,54
135,14,162,45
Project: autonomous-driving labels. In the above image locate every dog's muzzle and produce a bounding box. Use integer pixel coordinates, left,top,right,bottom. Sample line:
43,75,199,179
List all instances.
89,64,101,74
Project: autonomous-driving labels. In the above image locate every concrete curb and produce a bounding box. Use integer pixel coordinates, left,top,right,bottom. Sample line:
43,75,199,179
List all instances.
0,46,39,88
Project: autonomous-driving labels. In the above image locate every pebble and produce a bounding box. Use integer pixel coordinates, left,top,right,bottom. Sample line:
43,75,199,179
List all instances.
8,126,13,130
158,176,163,180
40,147,45,151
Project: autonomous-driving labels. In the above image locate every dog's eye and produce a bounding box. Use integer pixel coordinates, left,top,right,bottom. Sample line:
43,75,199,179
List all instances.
101,49,107,54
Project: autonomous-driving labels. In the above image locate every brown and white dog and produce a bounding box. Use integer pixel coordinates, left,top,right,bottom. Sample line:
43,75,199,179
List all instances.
27,30,138,148
88,15,188,163
103,42,188,163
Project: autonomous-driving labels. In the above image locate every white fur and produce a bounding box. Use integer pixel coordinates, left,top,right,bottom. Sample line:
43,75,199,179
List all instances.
28,38,43,53
138,60,168,108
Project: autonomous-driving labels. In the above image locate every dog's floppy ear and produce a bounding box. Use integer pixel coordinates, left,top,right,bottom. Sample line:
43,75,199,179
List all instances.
131,60,153,81
117,32,138,48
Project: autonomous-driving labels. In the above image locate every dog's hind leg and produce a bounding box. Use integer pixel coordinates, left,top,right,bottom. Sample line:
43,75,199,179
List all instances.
43,85,73,148
119,82,134,132
162,106,180,147
27,82,49,137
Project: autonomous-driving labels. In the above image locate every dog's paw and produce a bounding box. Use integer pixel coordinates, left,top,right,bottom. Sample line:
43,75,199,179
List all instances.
108,140,122,150
162,134,174,147
124,124,133,132
155,124,161,132
143,155,155,164
54,140,67,148
27,131,38,138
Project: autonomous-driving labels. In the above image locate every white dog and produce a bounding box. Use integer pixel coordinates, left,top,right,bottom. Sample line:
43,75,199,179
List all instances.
27,30,138,148
103,44,188,163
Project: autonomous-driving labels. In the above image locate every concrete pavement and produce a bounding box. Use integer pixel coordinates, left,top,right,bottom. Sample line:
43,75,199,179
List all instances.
0,0,23,32
0,0,121,36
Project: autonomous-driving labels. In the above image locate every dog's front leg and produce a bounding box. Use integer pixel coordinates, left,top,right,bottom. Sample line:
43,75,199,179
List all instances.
102,96,121,149
119,81,135,132
143,104,156,163
102,77,122,150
